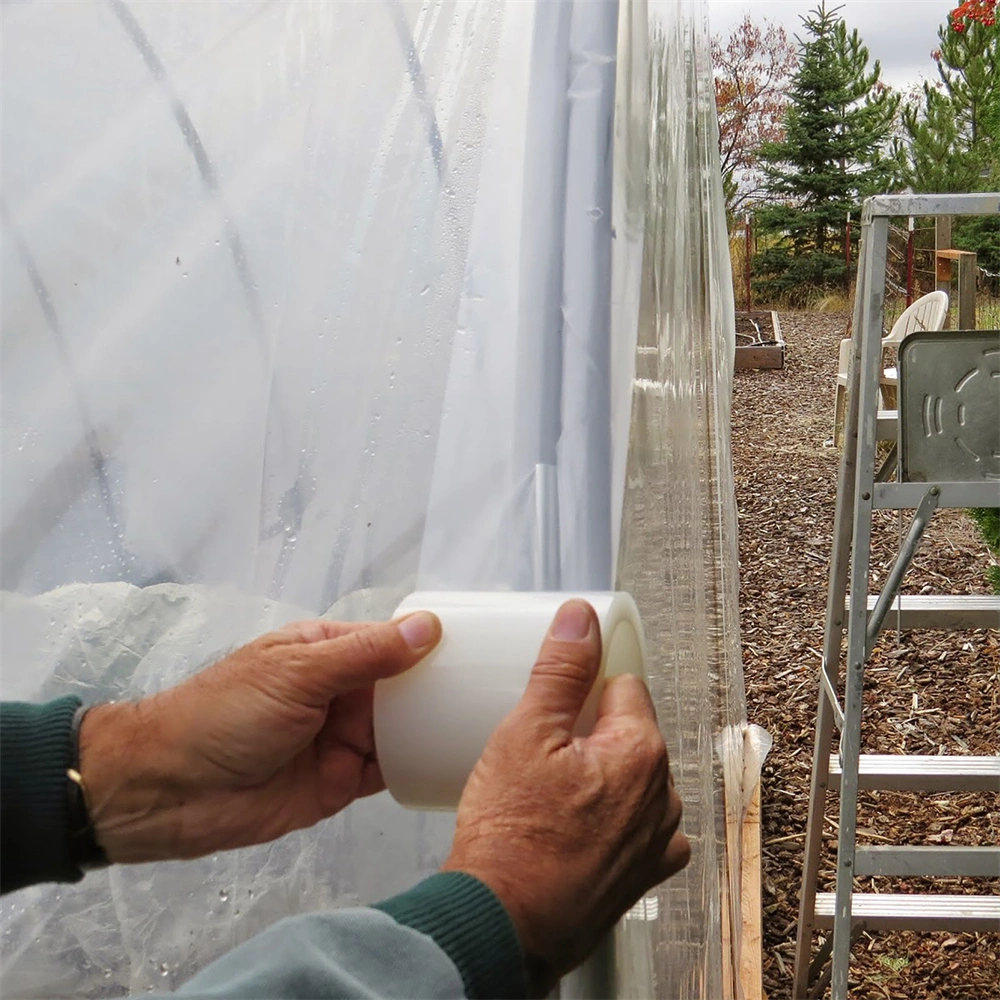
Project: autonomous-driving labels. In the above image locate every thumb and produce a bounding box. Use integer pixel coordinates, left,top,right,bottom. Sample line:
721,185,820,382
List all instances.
289,611,441,702
514,600,602,739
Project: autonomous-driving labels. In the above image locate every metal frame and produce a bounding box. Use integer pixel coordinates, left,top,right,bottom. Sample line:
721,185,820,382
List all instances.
792,193,1000,1000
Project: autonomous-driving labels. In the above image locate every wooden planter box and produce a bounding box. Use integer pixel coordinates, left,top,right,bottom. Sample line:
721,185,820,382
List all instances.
734,311,785,370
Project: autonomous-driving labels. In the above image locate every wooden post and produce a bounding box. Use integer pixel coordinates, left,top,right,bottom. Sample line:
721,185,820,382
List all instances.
958,251,977,330
740,783,764,1000
935,249,977,330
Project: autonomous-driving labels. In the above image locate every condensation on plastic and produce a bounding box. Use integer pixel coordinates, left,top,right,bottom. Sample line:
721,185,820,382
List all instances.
612,2,748,998
0,1,749,997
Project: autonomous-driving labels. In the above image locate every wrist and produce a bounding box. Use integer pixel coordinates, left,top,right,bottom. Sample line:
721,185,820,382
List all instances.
375,872,530,1000
78,699,182,863
440,856,555,996
67,706,110,872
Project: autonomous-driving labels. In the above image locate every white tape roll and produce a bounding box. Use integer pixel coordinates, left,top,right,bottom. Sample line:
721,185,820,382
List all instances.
373,591,647,810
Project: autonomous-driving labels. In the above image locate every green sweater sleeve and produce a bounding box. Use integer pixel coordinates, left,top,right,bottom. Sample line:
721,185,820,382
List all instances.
0,696,84,895
374,872,528,999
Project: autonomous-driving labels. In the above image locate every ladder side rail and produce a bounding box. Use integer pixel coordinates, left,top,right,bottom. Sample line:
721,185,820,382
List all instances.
831,214,891,1000
792,228,871,997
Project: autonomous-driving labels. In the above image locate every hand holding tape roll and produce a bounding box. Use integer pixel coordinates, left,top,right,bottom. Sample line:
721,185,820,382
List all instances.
373,591,647,810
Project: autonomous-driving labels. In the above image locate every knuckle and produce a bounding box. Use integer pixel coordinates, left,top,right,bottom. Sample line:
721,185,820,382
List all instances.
637,727,668,767
670,791,684,825
672,833,692,871
348,624,390,662
244,635,275,657
531,650,596,688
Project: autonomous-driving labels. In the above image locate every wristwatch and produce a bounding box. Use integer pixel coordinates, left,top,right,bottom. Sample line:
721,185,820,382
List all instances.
67,705,110,872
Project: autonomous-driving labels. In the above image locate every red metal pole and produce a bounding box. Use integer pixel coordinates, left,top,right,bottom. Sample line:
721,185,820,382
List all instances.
906,216,915,306
744,214,752,310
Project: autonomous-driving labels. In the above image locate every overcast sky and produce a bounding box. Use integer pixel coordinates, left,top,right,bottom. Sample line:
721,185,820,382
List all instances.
706,0,951,92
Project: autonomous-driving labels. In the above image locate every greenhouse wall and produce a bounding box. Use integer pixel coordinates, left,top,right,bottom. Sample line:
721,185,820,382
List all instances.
0,0,747,996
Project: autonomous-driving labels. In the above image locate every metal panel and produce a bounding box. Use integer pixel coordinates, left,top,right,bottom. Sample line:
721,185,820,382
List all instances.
898,330,1000,483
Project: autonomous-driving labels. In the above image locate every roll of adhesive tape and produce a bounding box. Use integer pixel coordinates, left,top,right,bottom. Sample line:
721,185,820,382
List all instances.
373,591,647,810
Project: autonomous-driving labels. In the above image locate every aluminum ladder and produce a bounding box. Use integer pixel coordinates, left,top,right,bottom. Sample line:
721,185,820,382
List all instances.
792,193,1000,1000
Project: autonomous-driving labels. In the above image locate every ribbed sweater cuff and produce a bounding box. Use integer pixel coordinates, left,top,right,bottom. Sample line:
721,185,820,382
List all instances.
374,872,528,999
0,696,83,894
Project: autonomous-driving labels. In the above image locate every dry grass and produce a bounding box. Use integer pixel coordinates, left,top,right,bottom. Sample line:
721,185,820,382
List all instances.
812,292,851,313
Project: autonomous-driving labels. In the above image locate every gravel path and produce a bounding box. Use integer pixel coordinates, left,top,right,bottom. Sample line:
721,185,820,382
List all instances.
732,311,999,1000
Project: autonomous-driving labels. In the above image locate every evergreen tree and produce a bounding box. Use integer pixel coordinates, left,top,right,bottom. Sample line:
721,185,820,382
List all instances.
753,3,899,303
901,11,998,192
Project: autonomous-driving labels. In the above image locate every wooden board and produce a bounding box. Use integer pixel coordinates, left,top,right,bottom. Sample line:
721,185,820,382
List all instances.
740,781,765,1000
734,310,785,370
721,865,735,1000
734,344,785,370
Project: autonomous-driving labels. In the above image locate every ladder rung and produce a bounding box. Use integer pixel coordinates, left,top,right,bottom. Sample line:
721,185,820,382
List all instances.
876,409,897,440
874,482,1000,509
847,593,1000,630
829,754,1000,792
855,845,1000,878
814,893,1000,932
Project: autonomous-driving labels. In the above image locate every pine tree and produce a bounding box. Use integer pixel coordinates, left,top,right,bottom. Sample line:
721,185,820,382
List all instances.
901,11,999,192
753,3,899,303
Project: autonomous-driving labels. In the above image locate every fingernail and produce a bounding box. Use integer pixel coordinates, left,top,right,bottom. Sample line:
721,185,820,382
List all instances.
551,601,593,641
398,611,437,650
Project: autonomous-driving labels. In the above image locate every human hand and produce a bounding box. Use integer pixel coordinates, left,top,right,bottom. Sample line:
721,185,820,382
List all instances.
441,599,689,995
79,614,441,863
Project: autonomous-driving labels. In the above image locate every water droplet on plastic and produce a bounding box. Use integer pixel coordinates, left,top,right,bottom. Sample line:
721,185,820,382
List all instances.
219,889,230,902
419,284,430,296
159,963,169,977
588,207,604,220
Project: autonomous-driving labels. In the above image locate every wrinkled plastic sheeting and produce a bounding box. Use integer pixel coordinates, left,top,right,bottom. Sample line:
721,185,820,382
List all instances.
1,1,626,994
612,1,747,998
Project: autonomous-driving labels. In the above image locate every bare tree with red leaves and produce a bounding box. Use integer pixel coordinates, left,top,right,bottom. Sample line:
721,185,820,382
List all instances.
712,14,798,216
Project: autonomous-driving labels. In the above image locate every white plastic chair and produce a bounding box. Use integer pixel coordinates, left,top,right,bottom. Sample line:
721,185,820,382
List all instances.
833,290,949,445
882,289,950,347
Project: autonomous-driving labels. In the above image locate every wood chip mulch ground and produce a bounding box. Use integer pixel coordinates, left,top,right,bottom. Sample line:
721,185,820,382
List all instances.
731,311,1000,1000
